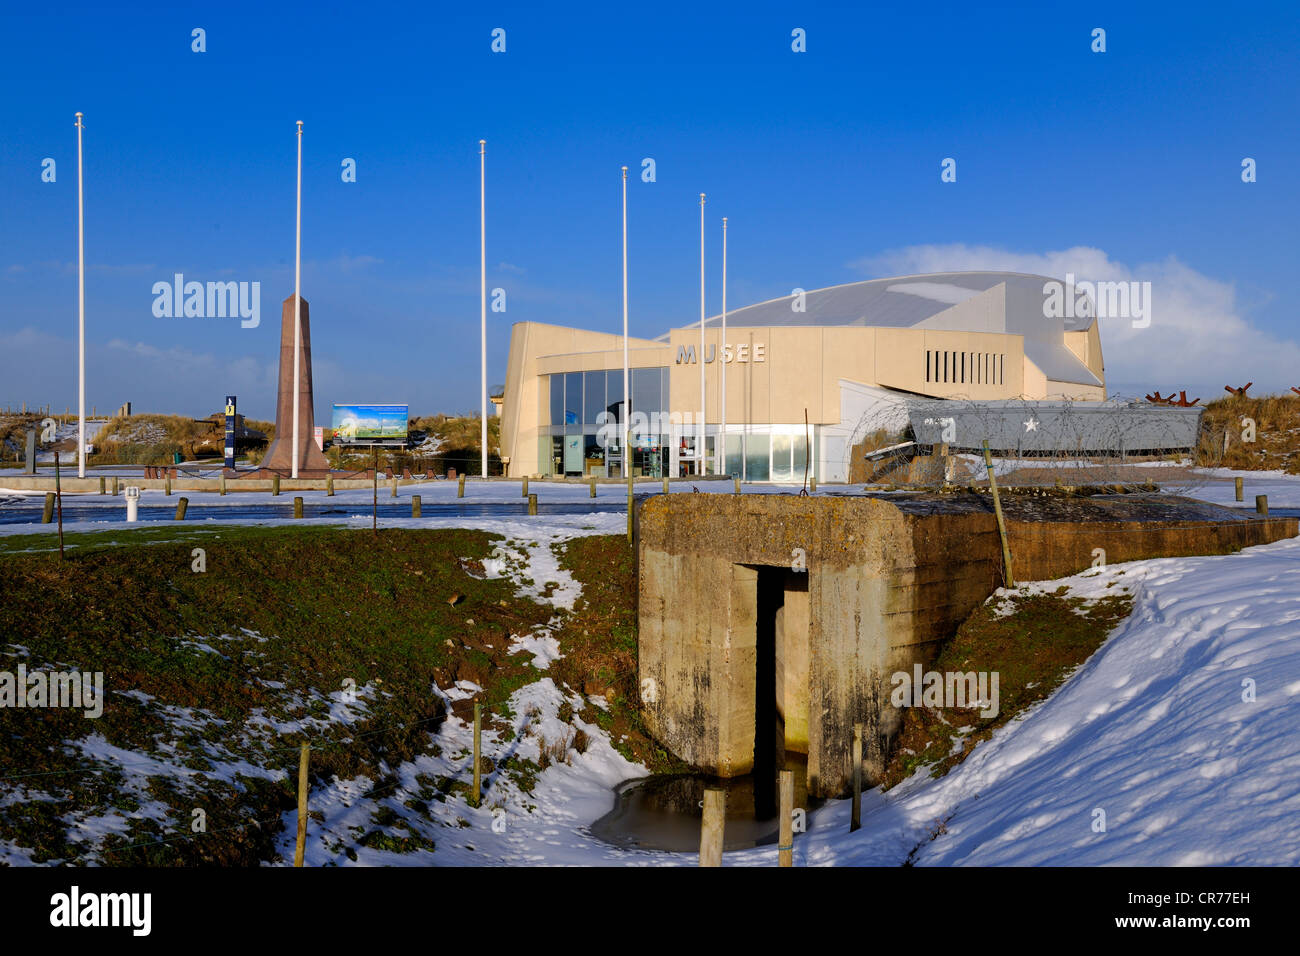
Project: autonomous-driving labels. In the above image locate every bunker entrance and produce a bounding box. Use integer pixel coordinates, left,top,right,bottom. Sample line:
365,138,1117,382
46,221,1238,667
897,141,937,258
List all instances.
752,564,810,819
589,562,820,853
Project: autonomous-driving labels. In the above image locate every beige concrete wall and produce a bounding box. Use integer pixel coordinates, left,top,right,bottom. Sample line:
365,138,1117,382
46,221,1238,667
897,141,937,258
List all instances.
637,495,999,796
775,582,810,753
501,322,664,478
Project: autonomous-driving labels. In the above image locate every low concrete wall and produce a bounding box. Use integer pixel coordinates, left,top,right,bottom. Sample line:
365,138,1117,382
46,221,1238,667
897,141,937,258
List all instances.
637,492,1297,797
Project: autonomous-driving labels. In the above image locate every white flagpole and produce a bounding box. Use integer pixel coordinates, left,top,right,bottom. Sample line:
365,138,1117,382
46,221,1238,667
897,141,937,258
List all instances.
698,192,706,475
480,139,488,478
720,216,727,477
75,112,86,478
622,166,630,482
292,120,303,479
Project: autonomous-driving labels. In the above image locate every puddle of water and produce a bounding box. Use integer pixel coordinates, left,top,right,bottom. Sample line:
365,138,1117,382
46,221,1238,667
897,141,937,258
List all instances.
591,754,822,853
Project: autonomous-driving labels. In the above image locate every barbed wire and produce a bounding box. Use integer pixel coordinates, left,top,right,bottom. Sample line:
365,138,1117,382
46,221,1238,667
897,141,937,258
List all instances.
845,391,1237,496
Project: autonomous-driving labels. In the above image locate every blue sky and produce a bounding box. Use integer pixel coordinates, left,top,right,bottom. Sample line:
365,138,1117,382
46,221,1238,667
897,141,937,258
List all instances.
2,1,1298,420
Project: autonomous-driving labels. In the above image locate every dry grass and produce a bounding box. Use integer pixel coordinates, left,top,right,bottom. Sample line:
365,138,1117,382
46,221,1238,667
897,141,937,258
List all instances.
1195,393,1300,473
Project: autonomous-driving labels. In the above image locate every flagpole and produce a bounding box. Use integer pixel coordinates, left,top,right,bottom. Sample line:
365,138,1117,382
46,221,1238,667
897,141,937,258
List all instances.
623,166,633,538
698,192,706,475
75,112,86,478
292,120,302,479
720,216,727,478
480,139,488,478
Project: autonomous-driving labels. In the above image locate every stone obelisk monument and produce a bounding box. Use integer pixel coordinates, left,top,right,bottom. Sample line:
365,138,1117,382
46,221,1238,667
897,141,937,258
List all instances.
261,294,331,476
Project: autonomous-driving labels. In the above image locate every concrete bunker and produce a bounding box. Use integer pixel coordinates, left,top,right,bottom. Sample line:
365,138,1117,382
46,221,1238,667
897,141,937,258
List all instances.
637,491,1297,799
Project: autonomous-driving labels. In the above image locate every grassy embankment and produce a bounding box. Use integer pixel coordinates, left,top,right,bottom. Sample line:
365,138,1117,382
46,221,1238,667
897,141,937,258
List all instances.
0,526,668,865
879,582,1135,790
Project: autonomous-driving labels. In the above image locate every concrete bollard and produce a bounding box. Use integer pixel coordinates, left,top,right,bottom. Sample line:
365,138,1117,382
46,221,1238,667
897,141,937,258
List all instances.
589,476,597,498
98,477,106,495
412,495,422,518
1257,494,1269,516
174,497,188,520
125,486,140,523
272,473,280,496
219,474,227,496
458,475,465,498
327,474,334,496
527,493,538,515
1235,476,1244,502
522,476,529,498
699,789,725,867
293,496,303,519
42,492,55,523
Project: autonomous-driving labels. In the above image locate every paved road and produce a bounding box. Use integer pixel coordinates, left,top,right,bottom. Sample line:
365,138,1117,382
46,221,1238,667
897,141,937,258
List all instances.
0,498,641,526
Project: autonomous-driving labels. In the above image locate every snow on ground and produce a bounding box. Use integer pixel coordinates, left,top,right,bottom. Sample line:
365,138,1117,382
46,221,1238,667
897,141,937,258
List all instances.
277,677,676,866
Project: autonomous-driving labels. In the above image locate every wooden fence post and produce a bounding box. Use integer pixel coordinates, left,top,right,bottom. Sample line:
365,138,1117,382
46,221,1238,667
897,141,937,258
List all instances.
1235,476,1243,502
528,493,538,516
522,476,529,498
589,476,597,498
700,788,725,866
294,743,310,867
472,702,482,808
982,440,1015,588
779,770,794,867
326,474,334,496
293,496,303,519
457,475,465,498
42,492,55,524
412,495,422,518
272,473,280,496
1257,494,1269,516
851,723,863,833
174,497,188,520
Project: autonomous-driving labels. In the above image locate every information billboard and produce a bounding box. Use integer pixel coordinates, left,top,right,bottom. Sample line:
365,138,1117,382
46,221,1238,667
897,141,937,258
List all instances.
330,404,410,446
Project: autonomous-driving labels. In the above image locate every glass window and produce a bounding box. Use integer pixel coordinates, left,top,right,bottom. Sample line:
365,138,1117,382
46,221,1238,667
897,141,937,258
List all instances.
549,375,563,427
583,433,605,476
583,370,606,424
771,434,793,482
633,367,662,421
745,433,770,482
725,433,742,477
563,434,583,474
564,372,582,426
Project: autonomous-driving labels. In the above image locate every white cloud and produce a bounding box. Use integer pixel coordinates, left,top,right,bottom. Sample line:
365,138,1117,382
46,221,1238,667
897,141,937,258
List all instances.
853,244,1300,398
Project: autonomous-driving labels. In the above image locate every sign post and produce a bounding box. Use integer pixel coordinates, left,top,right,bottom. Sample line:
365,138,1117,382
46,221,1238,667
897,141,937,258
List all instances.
224,395,237,470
